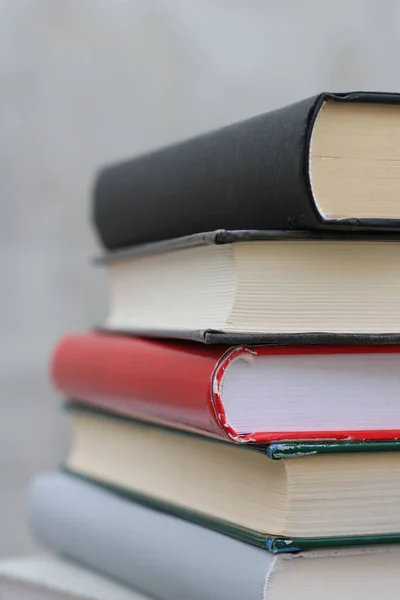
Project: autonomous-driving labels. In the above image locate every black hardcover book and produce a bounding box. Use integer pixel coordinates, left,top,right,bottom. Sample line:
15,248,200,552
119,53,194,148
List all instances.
96,230,400,344
93,91,400,250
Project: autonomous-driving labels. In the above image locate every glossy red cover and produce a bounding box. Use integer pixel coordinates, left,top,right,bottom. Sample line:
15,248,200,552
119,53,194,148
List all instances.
51,333,400,443
52,333,227,439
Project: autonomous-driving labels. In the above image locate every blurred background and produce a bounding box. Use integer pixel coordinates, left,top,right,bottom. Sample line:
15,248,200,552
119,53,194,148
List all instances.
1,0,399,557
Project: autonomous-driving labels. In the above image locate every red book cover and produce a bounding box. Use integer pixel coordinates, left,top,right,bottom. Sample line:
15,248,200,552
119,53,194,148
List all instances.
51,332,400,443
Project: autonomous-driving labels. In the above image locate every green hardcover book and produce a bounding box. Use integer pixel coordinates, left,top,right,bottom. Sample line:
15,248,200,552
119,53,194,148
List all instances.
64,404,400,552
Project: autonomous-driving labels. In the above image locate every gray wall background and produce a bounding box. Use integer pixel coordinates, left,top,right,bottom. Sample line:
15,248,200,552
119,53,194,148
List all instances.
1,0,400,556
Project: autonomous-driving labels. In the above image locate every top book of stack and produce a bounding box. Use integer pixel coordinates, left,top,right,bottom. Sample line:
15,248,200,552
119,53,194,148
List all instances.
93,91,400,251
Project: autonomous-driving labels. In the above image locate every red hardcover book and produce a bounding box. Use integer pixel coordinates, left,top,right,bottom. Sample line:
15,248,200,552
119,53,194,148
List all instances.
51,333,400,443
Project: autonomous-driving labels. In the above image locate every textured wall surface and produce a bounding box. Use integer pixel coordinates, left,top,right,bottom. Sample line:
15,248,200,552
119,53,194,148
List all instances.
1,0,399,556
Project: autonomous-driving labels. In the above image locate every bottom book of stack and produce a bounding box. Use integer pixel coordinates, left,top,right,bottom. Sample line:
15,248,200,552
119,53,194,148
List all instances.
0,554,149,600
28,472,400,600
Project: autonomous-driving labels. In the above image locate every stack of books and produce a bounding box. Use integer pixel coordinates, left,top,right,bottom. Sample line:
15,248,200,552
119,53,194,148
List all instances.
8,91,400,599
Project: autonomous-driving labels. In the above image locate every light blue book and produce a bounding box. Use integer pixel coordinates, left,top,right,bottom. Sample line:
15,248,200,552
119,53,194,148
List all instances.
28,472,400,600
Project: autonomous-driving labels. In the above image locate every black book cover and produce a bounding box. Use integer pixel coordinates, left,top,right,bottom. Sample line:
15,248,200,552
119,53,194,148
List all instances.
93,91,400,250
98,328,400,346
